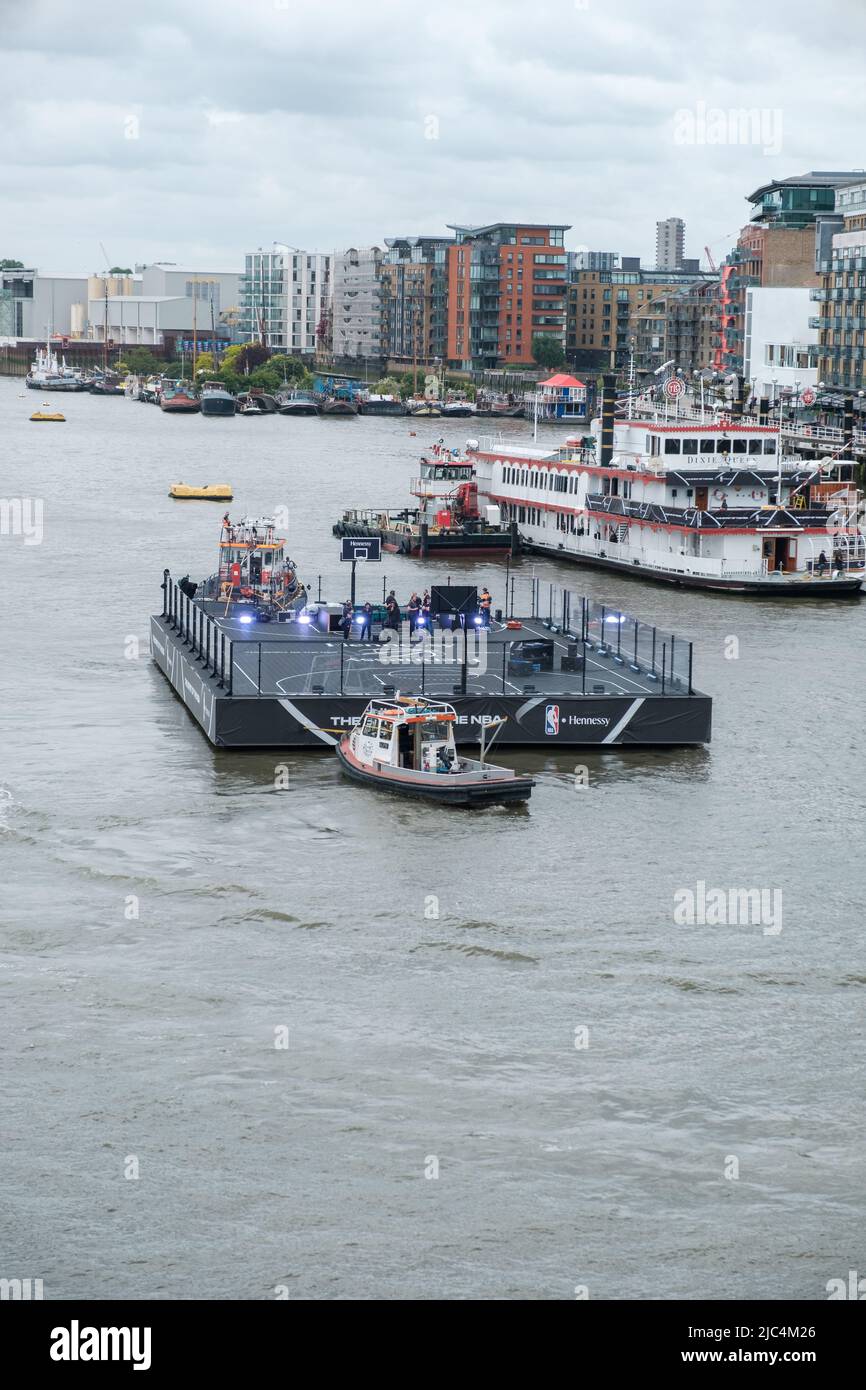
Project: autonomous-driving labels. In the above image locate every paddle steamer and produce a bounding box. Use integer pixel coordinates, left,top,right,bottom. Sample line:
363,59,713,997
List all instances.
469,383,864,595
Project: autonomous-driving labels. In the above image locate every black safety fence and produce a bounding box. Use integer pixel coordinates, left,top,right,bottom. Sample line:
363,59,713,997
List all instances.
159,572,696,699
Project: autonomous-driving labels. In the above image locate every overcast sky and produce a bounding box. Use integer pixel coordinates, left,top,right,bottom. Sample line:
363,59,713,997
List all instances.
2,0,865,275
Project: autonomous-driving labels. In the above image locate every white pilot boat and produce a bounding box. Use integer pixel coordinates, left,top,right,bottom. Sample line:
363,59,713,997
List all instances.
336,697,533,806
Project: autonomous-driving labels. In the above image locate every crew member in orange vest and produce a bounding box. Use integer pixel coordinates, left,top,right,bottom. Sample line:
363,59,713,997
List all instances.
479,586,492,626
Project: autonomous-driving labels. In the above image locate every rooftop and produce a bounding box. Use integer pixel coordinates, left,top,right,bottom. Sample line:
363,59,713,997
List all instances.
748,171,864,203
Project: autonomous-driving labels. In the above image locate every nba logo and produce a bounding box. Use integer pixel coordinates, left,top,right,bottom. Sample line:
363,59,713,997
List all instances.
544,704,560,736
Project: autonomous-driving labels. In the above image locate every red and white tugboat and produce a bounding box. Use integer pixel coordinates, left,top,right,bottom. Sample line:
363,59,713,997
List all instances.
336,697,533,806
194,514,306,617
333,442,518,557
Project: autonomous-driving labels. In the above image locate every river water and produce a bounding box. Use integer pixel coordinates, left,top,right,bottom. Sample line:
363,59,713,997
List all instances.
1,379,864,1301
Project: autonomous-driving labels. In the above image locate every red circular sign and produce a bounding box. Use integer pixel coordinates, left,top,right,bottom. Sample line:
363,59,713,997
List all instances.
801,387,816,406
665,377,686,399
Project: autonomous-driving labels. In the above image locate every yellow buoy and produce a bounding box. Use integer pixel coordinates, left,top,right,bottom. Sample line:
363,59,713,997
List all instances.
169,483,233,501
30,411,66,422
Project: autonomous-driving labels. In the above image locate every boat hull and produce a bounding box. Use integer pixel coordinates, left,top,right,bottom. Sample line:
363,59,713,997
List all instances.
278,402,319,416
160,396,201,413
359,401,407,416
200,397,236,418
334,521,515,556
336,739,532,806
523,541,864,596
319,401,359,416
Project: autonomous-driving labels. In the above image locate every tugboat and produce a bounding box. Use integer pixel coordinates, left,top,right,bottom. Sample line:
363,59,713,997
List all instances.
336,697,533,806
26,346,86,391
333,441,518,556
199,381,236,417
160,380,201,413
196,514,306,616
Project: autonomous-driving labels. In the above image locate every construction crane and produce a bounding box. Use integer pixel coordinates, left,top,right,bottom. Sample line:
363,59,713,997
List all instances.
704,245,717,274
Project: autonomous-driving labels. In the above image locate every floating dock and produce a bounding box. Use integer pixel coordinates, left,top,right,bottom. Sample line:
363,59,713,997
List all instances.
151,575,712,749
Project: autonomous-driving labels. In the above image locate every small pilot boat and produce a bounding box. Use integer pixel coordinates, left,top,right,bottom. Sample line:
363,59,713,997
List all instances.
30,406,66,421
169,483,233,501
336,696,533,806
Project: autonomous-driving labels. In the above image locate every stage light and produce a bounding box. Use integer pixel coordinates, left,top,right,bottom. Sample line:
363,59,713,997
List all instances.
297,613,312,625
238,613,254,625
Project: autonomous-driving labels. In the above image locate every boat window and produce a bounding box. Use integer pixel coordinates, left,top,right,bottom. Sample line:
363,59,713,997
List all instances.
700,439,716,452
732,439,748,454
717,439,731,453
748,439,763,455
419,719,450,741
362,717,379,737
763,439,777,454
664,438,681,454
682,439,698,455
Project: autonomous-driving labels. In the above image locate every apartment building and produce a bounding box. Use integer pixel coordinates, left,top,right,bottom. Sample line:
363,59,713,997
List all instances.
567,259,713,372
634,278,721,377
240,247,332,354
332,246,384,360
445,222,570,368
718,172,862,374
379,236,451,365
655,217,685,271
813,179,866,392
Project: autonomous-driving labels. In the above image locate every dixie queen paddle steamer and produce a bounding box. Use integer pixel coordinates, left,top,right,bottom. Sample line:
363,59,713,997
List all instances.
469,381,864,596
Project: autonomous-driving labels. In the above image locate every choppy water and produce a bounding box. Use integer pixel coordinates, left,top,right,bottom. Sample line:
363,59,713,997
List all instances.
1,379,864,1301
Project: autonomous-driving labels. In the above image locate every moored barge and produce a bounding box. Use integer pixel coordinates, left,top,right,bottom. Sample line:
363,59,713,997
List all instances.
333,442,519,557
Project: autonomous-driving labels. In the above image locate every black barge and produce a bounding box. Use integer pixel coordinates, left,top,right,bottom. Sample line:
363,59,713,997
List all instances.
151,575,712,749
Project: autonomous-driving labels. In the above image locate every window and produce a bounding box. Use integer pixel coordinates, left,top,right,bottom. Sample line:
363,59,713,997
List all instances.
682,438,698,454
763,439,777,454
700,438,716,453
717,439,731,453
664,438,681,454
362,717,379,737
733,439,748,454
748,439,762,455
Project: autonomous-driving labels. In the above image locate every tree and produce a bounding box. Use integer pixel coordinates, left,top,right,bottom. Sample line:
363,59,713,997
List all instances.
531,335,566,370
371,376,402,396
221,342,270,375
125,347,163,376
0,259,24,270
110,266,133,275
193,351,215,377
